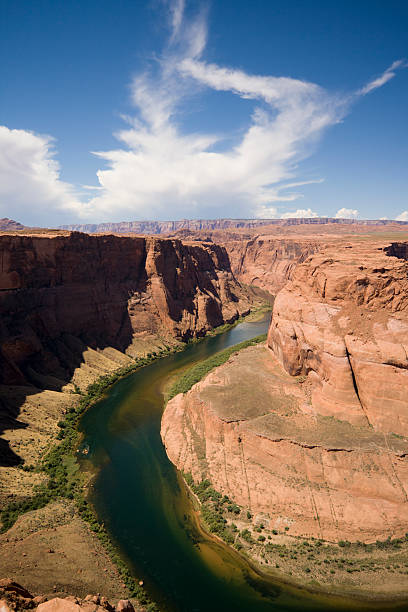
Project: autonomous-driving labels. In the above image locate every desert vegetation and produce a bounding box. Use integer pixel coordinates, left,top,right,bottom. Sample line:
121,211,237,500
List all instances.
167,333,267,400
184,474,408,597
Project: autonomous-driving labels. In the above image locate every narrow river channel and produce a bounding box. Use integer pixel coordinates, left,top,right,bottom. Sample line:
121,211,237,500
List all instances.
79,313,406,612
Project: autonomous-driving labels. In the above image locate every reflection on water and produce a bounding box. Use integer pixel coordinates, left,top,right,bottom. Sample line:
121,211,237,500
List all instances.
79,314,407,612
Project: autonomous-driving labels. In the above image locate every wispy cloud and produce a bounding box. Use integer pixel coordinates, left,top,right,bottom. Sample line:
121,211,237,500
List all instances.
358,59,407,96
169,0,185,42
396,211,408,221
82,2,406,222
83,2,344,221
1,1,406,224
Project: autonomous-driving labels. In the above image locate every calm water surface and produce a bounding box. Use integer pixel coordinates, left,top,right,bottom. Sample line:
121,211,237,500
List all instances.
79,314,407,612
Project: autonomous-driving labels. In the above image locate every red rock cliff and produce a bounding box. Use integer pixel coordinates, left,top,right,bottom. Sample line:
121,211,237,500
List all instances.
0,232,250,387
162,239,408,543
268,240,408,435
223,235,321,293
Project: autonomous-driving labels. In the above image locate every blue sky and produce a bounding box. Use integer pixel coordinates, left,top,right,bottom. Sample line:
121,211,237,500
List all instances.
1,0,407,225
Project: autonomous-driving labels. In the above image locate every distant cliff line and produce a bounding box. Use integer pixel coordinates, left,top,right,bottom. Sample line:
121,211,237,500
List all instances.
58,217,408,234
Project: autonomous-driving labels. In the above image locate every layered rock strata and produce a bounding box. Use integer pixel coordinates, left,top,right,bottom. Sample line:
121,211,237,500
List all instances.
268,241,408,436
0,232,249,388
162,240,408,542
222,236,321,293
0,219,24,232
59,218,408,234
0,231,251,498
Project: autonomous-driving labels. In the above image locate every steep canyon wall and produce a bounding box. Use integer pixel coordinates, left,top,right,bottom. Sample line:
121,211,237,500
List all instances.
59,218,408,234
223,236,321,293
162,240,408,542
0,232,249,387
0,232,251,494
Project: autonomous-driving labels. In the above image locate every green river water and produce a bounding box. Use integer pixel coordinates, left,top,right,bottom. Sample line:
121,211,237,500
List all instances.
79,313,407,612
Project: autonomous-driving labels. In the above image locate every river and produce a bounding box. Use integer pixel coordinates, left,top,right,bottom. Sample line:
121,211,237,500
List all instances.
79,313,406,612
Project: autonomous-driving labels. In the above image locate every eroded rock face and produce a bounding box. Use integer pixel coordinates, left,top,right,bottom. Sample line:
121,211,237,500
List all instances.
59,218,408,234
162,345,408,542
0,232,249,387
0,231,251,478
162,240,408,542
223,236,321,293
268,241,408,436
0,579,136,612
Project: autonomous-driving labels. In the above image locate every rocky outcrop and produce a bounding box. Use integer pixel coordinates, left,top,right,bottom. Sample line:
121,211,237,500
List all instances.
385,241,408,261
0,579,138,612
162,239,408,542
268,241,408,435
162,343,408,543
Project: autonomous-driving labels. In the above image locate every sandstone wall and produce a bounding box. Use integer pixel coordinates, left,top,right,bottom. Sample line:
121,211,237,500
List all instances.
59,218,408,234
268,241,408,436
223,236,321,293
162,344,408,542
162,239,408,542
0,232,249,387
0,232,251,476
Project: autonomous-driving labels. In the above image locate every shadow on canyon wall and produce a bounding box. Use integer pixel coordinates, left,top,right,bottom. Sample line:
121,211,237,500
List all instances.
0,232,251,468
384,242,408,261
0,287,138,467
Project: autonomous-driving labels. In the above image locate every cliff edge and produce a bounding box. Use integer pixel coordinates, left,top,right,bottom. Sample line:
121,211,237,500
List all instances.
162,239,408,544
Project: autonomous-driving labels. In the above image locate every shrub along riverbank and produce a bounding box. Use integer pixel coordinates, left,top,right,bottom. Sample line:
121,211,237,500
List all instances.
0,352,170,609
167,333,267,400
0,307,270,608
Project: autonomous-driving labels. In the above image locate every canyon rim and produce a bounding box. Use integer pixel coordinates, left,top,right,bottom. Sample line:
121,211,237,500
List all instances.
0,219,408,608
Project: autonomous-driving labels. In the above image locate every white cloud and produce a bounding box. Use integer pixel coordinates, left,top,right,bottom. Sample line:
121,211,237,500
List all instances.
281,208,319,219
81,5,406,223
396,211,408,221
0,126,80,225
169,0,185,42
253,206,279,219
358,60,408,96
335,207,359,219
81,2,345,222
1,2,406,225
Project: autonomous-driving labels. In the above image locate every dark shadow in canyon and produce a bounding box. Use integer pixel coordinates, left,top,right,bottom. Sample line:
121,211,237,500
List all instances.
0,234,149,468
0,302,137,467
0,232,248,469
384,242,408,260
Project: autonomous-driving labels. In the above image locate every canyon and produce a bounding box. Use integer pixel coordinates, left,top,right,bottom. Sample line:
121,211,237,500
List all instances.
0,230,253,489
2,220,408,605
162,234,408,545
0,229,258,602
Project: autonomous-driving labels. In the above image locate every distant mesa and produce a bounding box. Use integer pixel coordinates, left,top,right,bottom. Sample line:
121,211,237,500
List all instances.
59,217,408,234
2,217,407,235
0,218,25,231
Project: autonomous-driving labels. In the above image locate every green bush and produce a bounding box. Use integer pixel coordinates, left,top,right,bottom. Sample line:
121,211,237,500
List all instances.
241,529,254,544
168,334,267,399
0,326,267,608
